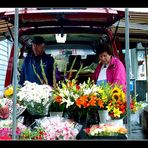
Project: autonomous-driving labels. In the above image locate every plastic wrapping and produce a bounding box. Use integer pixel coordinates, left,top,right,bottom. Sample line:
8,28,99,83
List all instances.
34,116,83,140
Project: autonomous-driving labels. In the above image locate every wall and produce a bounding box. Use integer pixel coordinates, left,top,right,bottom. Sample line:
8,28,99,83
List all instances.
0,39,12,96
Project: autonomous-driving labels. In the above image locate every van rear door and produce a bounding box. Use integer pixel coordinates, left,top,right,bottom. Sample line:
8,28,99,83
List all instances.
3,8,125,87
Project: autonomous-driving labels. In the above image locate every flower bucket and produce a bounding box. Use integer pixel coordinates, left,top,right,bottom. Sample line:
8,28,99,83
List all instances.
27,102,50,116
107,118,124,127
49,112,63,117
98,110,111,123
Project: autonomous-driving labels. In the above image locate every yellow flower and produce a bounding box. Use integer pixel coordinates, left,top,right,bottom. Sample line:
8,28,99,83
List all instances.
4,86,13,98
97,88,104,94
112,92,120,100
106,103,113,111
111,86,120,94
120,91,126,102
113,107,122,118
101,95,108,103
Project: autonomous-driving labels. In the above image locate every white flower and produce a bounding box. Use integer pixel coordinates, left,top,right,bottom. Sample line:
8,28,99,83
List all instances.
62,97,74,108
0,98,7,107
17,81,53,114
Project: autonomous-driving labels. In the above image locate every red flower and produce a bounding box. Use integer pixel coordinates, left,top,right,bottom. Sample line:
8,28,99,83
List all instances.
83,127,90,134
76,84,80,90
0,136,12,140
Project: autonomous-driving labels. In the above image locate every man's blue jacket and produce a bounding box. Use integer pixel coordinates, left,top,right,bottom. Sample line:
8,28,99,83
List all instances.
19,52,60,86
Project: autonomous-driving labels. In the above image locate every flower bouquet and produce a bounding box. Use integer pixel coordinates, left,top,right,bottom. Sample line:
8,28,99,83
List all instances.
52,78,104,125
95,82,112,110
105,84,126,120
106,84,142,120
17,81,53,116
5,98,26,118
20,116,82,140
94,82,112,123
84,123,127,139
19,127,46,140
0,98,9,119
0,118,27,140
3,85,26,117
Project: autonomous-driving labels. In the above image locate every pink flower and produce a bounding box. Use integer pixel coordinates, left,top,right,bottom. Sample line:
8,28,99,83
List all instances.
0,105,9,119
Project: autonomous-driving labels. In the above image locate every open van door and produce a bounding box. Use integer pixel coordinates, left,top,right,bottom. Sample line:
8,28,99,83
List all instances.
3,8,125,87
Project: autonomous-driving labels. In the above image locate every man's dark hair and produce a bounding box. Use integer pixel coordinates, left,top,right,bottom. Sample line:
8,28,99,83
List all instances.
96,43,113,56
32,36,45,44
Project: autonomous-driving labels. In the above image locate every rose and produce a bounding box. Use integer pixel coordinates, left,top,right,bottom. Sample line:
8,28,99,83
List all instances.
0,105,9,119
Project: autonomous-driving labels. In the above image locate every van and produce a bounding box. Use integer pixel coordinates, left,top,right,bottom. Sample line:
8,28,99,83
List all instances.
3,8,125,87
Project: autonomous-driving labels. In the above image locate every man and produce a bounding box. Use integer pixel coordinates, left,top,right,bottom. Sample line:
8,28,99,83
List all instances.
92,43,126,92
19,36,60,86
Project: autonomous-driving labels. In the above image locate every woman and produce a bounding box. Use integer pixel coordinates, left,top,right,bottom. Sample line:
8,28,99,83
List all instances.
92,43,126,92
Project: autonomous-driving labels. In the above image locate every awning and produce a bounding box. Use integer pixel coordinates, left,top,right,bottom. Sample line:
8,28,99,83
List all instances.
0,12,14,41
111,11,148,45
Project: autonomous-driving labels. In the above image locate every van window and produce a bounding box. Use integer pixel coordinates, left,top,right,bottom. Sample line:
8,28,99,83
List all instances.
45,48,98,72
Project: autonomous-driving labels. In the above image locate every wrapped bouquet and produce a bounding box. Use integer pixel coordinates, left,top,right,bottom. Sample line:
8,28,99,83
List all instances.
20,116,82,140
17,81,53,116
0,98,9,119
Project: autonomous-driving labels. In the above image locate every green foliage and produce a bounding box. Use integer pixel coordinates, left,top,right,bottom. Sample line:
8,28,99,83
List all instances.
20,127,45,140
49,101,66,112
32,59,48,84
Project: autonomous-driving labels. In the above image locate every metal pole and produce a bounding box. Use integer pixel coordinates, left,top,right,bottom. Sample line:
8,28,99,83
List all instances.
125,8,131,139
12,8,19,140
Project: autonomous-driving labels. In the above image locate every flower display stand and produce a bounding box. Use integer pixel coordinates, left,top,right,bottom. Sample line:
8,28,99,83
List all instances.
21,109,49,126
77,133,127,140
76,128,127,140
85,135,127,139
98,110,111,123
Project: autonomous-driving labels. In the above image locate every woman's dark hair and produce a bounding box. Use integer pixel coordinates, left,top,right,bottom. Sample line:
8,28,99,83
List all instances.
96,43,113,56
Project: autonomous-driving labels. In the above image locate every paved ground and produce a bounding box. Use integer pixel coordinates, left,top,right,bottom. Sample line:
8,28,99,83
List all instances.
129,123,148,140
